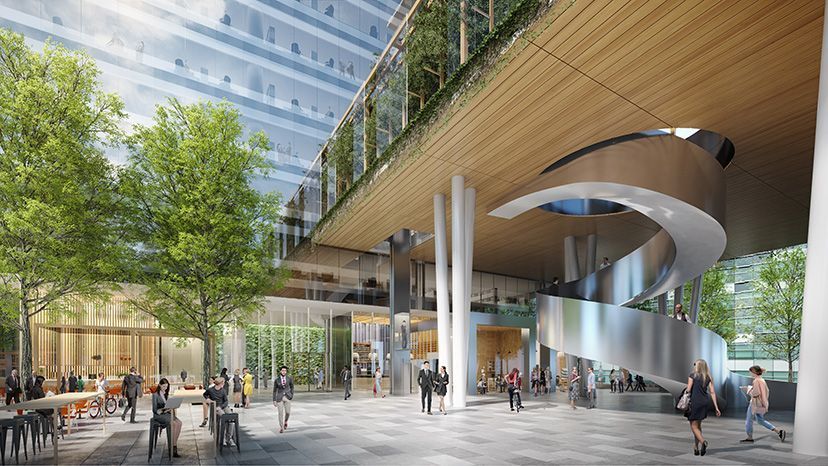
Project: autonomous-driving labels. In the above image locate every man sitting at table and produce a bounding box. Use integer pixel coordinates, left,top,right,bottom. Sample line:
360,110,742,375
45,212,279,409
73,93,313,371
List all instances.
201,376,235,447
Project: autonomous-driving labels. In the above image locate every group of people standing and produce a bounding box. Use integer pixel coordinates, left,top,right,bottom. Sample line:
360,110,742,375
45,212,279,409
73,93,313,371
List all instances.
609,368,646,392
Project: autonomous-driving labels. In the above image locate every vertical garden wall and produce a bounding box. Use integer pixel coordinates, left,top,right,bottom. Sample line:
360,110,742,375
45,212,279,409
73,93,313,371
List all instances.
244,324,326,387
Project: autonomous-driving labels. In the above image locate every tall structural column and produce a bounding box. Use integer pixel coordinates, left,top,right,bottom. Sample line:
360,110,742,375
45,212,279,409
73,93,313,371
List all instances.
673,286,684,311
451,176,469,408
657,293,668,316
564,236,580,282
794,1,828,455
689,275,703,323
389,229,411,396
585,234,597,274
433,194,452,406
463,187,476,399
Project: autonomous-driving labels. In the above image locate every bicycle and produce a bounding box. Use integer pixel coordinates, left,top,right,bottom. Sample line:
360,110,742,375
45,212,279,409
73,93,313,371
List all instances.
88,387,119,418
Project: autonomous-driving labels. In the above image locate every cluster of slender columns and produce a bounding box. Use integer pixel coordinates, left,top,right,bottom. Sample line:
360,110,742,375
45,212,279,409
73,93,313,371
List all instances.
434,175,476,408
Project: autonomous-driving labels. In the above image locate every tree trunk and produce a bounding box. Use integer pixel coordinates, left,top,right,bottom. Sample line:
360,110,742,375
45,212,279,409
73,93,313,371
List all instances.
202,327,211,388
788,354,795,383
19,291,33,398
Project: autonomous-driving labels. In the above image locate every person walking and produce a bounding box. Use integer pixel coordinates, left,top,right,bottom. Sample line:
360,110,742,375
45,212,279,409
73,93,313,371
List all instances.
4,368,21,406
569,367,581,409
342,366,352,400
120,367,143,423
68,371,78,392
373,368,384,398
58,372,69,394
232,369,242,408
531,367,539,397
625,371,634,392
242,367,254,408
506,368,523,412
273,366,294,433
610,369,617,393
220,368,230,398
617,369,625,393
417,361,435,414
740,366,786,444
587,367,596,409
686,359,721,456
317,368,325,390
674,303,689,322
180,369,187,383
435,366,449,415
152,378,182,457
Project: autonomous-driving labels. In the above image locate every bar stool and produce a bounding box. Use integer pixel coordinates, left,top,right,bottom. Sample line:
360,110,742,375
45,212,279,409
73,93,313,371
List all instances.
38,413,63,447
147,419,172,461
215,413,240,453
0,418,24,465
13,414,40,455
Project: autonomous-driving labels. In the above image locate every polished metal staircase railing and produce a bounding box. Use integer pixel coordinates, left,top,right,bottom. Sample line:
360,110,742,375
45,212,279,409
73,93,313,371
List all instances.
489,130,796,410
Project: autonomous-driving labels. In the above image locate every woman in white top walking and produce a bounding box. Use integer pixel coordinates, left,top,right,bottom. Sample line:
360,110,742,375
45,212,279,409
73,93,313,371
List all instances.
373,368,384,398
740,366,786,443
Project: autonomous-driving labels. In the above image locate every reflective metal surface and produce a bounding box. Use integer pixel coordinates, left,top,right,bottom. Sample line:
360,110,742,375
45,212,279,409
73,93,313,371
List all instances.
490,131,795,409
490,133,727,305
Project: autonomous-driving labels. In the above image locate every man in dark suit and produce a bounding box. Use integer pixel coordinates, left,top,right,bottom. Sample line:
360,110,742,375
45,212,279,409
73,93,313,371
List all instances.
68,371,78,392
120,367,143,423
272,365,294,433
418,361,435,414
341,366,352,400
5,368,21,406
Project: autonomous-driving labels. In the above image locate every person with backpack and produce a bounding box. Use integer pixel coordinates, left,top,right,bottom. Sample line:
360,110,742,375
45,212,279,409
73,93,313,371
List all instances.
740,366,786,444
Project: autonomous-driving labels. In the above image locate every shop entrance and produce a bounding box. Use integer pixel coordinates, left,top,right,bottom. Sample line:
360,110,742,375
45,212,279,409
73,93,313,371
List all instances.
475,325,524,394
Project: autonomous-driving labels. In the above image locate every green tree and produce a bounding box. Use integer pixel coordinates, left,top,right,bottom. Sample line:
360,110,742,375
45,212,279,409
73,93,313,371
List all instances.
0,29,125,385
407,0,449,100
122,98,282,386
751,247,805,382
696,264,736,344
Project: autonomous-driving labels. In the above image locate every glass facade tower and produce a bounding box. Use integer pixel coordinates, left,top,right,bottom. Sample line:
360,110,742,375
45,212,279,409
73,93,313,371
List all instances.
0,0,406,217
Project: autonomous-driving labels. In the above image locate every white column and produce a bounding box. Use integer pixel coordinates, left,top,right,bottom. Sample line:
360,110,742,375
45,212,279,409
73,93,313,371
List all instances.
585,234,597,274
794,1,828,455
451,176,468,408
463,187,476,402
433,193,452,406
564,236,580,282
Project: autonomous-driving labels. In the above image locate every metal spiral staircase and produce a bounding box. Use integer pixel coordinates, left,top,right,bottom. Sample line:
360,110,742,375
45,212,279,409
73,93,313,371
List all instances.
489,130,796,410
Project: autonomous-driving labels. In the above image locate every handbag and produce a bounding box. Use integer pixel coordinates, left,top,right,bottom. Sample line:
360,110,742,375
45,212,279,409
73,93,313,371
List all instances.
676,388,691,412
118,397,126,408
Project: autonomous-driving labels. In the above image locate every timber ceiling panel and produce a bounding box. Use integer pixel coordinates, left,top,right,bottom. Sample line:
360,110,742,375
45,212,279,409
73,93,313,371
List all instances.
305,0,823,282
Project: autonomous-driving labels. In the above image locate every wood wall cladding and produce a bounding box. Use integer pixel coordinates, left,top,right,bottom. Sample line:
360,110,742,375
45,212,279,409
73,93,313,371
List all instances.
306,0,823,281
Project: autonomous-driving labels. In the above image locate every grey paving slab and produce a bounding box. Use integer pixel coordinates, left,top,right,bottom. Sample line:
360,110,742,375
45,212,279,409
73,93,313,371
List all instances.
1,388,823,465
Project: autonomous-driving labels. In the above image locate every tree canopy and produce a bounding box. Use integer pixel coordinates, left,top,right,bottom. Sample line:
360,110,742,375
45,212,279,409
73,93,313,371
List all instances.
751,247,805,382
121,98,282,384
0,28,126,384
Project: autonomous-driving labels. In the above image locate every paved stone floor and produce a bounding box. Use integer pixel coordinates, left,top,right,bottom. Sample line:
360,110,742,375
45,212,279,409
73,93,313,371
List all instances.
1,388,824,465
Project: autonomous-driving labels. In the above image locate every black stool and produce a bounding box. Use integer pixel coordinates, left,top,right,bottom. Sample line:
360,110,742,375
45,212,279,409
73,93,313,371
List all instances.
148,419,172,461
38,413,63,448
0,418,25,465
215,413,240,453
13,414,40,455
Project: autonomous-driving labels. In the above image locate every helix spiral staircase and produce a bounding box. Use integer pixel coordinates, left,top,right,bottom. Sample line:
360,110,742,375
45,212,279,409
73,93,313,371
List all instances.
489,130,796,410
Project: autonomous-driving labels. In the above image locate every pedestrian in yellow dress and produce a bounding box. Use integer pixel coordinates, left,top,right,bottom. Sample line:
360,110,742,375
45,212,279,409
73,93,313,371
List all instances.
242,367,253,408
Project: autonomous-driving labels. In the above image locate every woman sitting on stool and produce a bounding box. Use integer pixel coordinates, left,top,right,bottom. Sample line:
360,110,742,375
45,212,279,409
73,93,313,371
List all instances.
152,378,182,458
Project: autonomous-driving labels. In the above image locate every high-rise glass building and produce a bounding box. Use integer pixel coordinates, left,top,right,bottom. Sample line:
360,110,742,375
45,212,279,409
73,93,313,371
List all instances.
0,0,406,202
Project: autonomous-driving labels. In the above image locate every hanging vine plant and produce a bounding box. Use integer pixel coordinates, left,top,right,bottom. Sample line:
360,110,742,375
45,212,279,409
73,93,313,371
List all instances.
328,120,355,196
364,98,377,166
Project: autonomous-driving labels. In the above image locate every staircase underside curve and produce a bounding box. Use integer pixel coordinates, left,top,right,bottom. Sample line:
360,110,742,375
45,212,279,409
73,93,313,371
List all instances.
488,131,796,410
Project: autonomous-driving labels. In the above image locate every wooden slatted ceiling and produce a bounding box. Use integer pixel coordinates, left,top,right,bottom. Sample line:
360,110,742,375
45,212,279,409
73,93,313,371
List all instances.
305,0,823,281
